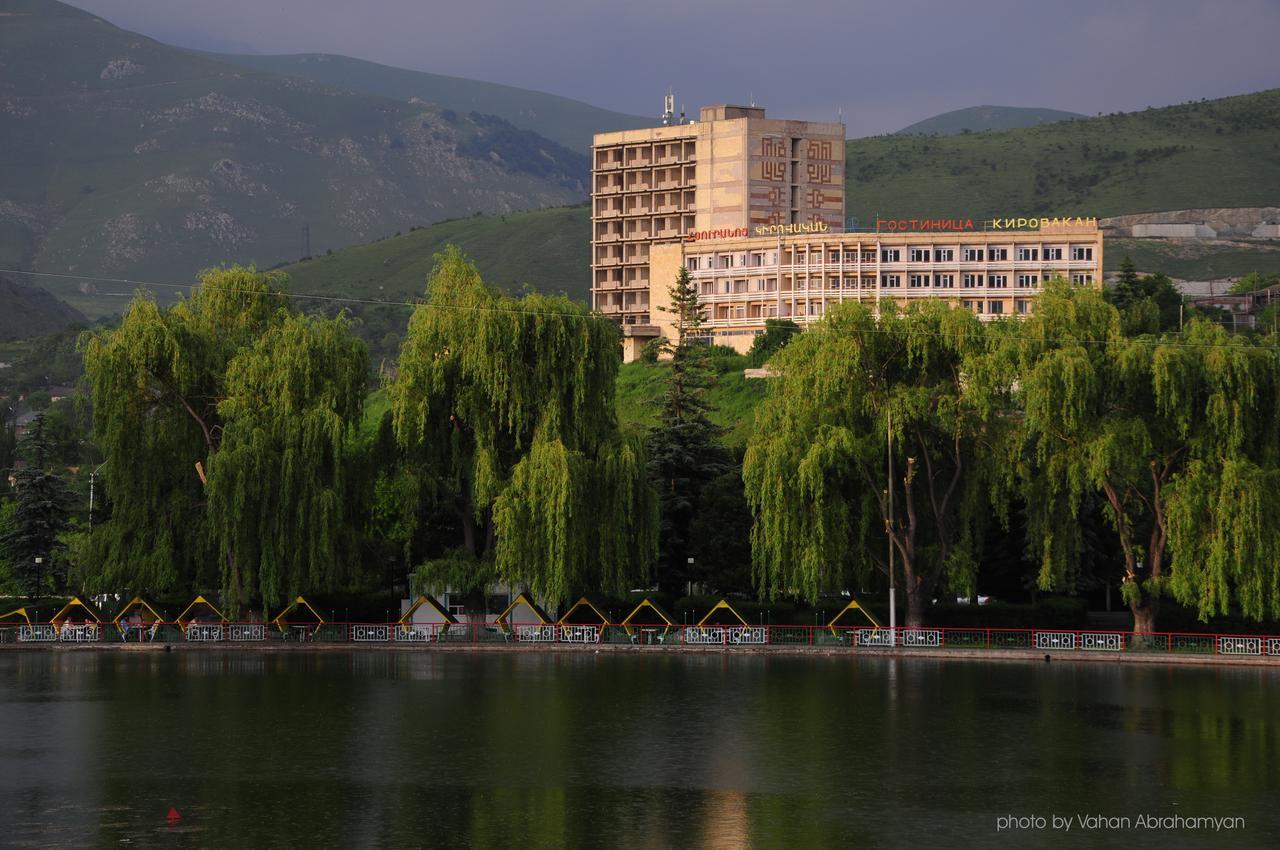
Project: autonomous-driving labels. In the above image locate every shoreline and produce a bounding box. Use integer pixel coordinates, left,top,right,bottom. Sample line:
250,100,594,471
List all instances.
5,641,1280,669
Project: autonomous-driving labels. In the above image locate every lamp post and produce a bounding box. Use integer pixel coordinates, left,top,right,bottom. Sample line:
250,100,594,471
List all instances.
34,556,43,599
887,409,896,636
88,459,109,531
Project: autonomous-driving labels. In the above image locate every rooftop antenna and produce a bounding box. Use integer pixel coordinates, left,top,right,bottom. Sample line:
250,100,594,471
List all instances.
749,91,755,107
662,88,675,126
679,103,686,124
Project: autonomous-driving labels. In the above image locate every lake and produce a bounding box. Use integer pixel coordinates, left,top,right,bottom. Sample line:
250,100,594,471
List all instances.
1,650,1277,848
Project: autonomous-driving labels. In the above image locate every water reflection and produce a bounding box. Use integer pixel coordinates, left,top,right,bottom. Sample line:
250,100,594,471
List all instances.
0,652,1277,848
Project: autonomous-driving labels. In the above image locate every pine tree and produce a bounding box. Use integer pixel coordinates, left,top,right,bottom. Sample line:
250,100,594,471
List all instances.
646,266,731,593
0,415,75,596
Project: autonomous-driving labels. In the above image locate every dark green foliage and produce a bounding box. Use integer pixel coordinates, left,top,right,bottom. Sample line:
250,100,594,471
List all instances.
646,267,733,593
747,319,801,365
1106,257,1184,333
0,415,76,596
392,248,656,604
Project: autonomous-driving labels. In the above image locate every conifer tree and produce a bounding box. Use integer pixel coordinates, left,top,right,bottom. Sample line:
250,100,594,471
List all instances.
0,415,75,596
646,266,731,593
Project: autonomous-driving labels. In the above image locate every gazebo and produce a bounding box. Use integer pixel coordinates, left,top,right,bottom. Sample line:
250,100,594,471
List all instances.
176,595,227,626
826,596,882,636
271,596,326,640
557,595,611,626
620,597,676,643
398,594,458,640
697,598,751,627
0,607,32,626
50,597,105,642
111,596,165,641
495,592,553,635
50,596,104,625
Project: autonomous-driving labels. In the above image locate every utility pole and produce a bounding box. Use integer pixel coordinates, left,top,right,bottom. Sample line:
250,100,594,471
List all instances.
88,459,108,531
887,408,895,636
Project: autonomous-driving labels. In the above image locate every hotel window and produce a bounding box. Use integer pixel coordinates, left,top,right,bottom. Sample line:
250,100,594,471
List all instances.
909,248,931,262
988,274,1008,289
687,257,700,271
1015,299,1031,314
881,248,901,262
933,274,955,288
861,251,876,263
829,252,840,263
1017,247,1039,261
1072,273,1094,285
989,301,1005,315
963,274,984,288
961,300,984,314
842,251,857,263
934,248,954,262
719,254,733,269
962,248,985,262
881,274,901,288
989,247,1009,261
1018,274,1039,288
909,274,930,288
1071,246,1094,261
1044,247,1063,261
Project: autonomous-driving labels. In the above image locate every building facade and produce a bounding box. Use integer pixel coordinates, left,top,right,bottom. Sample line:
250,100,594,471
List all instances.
592,105,845,335
591,105,1103,359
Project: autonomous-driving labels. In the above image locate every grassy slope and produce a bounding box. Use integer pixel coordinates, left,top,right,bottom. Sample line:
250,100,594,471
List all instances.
1106,239,1280,278
207,52,651,155
615,359,767,449
278,205,591,303
898,105,1086,135
846,89,1280,225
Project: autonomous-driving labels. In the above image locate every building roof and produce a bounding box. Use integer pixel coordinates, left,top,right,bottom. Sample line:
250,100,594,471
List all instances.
495,592,553,628
557,595,611,625
697,599,750,627
826,596,882,632
398,594,457,626
176,595,227,624
50,596,106,624
111,596,165,624
270,596,325,627
620,597,676,634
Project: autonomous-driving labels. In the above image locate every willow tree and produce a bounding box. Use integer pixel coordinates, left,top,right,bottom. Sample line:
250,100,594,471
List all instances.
1005,281,1280,632
744,299,1005,626
391,247,656,605
81,267,368,610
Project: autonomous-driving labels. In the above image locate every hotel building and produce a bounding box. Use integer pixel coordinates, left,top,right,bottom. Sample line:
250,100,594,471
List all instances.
591,105,1104,360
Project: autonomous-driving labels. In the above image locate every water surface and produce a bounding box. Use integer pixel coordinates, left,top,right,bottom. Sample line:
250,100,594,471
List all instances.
1,651,1276,848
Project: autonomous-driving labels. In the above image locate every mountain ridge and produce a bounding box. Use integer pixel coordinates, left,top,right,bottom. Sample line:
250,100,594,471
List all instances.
899,104,1086,135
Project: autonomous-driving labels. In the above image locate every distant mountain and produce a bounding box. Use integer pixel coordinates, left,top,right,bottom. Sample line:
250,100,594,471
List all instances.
898,105,1086,135
0,276,85,341
851,90,1280,225
204,52,652,154
0,0,587,287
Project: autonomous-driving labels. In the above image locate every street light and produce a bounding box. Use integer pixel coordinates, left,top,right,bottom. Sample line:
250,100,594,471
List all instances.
88,459,109,531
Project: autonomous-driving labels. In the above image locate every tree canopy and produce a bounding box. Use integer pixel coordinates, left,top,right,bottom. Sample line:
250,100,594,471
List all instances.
81,267,368,610
744,299,1005,626
391,248,656,605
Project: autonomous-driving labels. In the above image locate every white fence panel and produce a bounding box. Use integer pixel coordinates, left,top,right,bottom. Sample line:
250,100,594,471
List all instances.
516,625,557,643
900,629,941,648
1218,636,1262,655
351,625,390,642
19,624,58,643
559,625,600,644
856,628,895,647
228,624,266,642
1035,631,1077,650
185,624,224,642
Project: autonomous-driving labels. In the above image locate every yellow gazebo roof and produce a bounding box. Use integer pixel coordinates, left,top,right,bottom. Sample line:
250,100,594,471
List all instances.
398,594,457,625
0,607,32,625
176,594,227,624
557,595,610,625
50,596,104,624
826,596,882,633
697,599,749,627
620,597,676,635
270,596,326,629
495,592,553,629
111,596,164,625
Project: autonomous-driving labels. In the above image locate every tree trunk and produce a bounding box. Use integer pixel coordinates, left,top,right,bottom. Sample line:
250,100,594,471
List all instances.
904,585,926,629
1131,592,1160,638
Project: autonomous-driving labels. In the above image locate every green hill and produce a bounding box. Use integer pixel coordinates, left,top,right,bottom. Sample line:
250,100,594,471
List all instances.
0,276,85,341
898,105,1085,135
0,0,586,294
848,90,1280,225
205,52,651,155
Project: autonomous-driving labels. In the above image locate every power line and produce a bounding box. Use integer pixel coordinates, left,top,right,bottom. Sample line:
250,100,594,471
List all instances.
0,266,1276,351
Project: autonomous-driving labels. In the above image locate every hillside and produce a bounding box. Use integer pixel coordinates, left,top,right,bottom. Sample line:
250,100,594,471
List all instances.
0,0,587,290
898,105,1085,135
0,276,85,341
847,89,1280,225
205,52,651,155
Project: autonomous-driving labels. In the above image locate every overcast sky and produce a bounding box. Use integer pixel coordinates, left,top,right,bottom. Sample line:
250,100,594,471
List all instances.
67,0,1280,136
